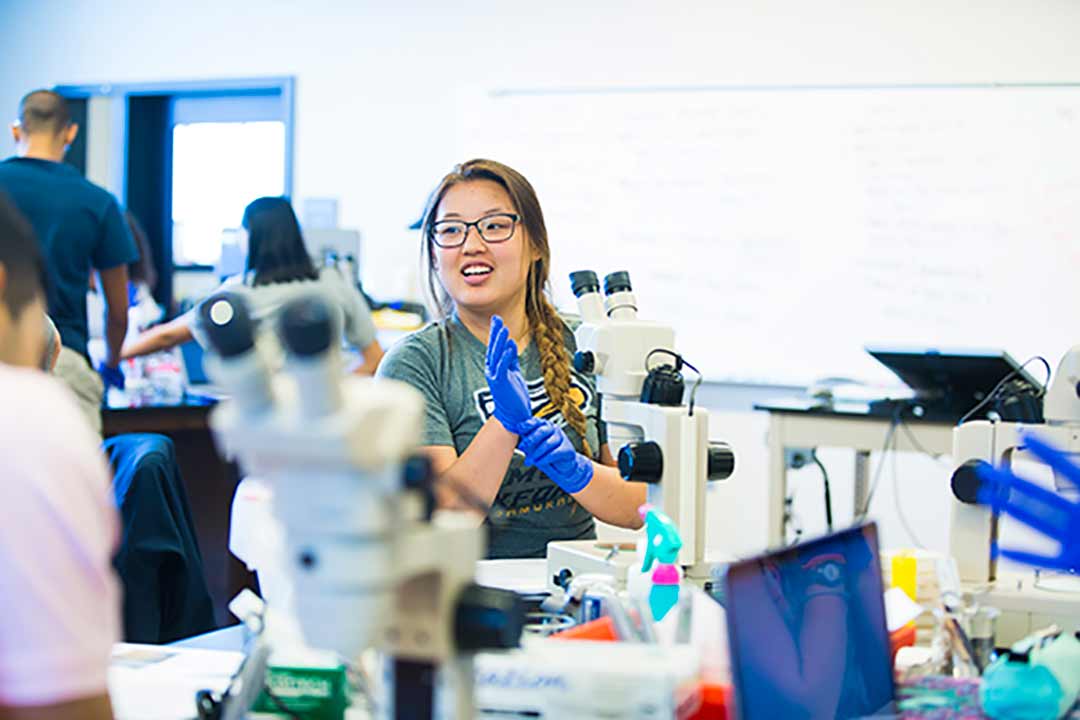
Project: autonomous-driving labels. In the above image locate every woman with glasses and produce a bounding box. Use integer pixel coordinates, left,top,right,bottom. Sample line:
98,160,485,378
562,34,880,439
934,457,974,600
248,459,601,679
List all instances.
121,196,384,375
378,159,644,559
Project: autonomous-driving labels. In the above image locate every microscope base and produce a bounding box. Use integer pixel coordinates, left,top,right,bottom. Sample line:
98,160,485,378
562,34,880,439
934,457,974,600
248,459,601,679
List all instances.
969,571,1080,646
546,540,730,593
546,540,638,592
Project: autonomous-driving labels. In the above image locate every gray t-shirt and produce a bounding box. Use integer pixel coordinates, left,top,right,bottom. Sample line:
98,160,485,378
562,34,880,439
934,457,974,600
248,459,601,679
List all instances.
184,267,377,355
377,314,606,559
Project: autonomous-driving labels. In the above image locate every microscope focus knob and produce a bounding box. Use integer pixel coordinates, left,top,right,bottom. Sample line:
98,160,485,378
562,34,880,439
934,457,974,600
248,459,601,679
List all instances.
402,454,436,521
454,583,525,652
618,441,664,484
951,459,990,504
573,350,596,374
707,442,736,481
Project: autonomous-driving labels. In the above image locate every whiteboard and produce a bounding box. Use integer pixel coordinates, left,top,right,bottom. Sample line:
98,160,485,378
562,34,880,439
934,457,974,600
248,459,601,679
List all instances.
459,85,1080,385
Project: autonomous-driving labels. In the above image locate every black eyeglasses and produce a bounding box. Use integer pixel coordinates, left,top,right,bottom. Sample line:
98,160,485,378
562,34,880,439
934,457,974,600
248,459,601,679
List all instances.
429,213,519,248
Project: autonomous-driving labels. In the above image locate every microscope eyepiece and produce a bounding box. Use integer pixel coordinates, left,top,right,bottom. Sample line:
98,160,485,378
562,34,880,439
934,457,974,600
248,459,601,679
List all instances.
280,297,334,357
603,271,632,296
201,292,256,358
569,270,601,298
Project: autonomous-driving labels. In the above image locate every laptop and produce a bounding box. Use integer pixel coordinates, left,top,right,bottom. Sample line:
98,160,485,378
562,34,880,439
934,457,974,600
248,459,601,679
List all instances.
723,523,895,719
179,340,227,399
864,346,1044,423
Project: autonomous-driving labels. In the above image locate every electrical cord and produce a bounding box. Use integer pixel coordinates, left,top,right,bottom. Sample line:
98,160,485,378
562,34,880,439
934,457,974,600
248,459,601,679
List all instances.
645,348,679,370
895,416,955,469
896,416,939,458
785,488,804,547
858,408,902,517
683,358,703,415
857,411,926,546
891,432,926,549
195,612,302,720
957,355,1051,425
260,688,304,719
810,450,834,532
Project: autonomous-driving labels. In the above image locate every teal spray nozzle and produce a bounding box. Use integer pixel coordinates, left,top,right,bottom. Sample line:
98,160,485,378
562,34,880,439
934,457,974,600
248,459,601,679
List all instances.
640,505,683,572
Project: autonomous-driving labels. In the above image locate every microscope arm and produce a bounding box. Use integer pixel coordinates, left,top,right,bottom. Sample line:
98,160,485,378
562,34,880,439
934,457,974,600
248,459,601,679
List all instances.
974,432,1080,573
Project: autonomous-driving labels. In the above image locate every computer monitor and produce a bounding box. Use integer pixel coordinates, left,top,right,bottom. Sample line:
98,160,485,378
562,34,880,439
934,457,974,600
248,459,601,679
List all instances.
179,340,209,385
723,523,895,720
865,346,1044,423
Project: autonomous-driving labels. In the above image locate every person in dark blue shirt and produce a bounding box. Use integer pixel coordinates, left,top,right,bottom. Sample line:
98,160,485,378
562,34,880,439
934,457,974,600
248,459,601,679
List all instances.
0,89,138,434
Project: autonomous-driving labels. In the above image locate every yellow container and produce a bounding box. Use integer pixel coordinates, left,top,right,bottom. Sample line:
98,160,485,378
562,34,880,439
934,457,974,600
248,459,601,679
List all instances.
892,552,917,602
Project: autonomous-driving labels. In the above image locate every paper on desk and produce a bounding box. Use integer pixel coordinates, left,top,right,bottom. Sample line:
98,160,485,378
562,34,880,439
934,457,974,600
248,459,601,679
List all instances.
109,643,244,720
475,559,549,594
884,586,925,633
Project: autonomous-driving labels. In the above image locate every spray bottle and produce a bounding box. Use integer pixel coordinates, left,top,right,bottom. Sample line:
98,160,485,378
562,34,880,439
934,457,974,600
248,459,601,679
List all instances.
639,504,684,622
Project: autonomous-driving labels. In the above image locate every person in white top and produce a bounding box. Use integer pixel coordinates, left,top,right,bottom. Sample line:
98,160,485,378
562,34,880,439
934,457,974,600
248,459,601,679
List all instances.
121,196,385,374
0,193,120,719
86,210,165,364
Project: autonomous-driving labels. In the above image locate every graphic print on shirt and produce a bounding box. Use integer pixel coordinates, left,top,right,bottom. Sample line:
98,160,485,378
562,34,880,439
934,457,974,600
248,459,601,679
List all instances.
474,376,594,520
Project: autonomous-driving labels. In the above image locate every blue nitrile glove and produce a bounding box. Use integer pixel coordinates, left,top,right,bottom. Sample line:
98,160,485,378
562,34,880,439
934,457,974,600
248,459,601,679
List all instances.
517,417,594,494
98,361,125,391
974,431,1080,573
485,315,532,434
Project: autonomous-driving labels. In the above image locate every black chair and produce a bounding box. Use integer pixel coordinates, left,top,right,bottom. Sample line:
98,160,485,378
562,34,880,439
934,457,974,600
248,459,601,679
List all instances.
105,433,216,643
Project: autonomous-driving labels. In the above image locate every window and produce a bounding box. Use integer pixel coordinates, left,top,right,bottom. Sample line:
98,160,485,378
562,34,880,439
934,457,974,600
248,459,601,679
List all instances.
169,92,290,268
171,120,285,266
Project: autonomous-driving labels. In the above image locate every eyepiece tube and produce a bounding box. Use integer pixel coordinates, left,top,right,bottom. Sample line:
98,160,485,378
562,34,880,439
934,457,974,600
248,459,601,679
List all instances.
603,271,632,296
570,270,600,298
569,270,605,323
280,298,335,358
603,271,638,320
279,297,343,419
202,292,256,358
200,292,273,416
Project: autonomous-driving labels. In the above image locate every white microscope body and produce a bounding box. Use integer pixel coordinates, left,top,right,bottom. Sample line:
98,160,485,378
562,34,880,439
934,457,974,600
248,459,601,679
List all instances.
546,271,735,589
203,293,520,719
949,345,1080,643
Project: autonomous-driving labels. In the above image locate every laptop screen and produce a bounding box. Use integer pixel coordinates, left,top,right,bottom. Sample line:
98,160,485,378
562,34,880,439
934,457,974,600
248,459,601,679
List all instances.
723,523,895,720
864,346,1043,421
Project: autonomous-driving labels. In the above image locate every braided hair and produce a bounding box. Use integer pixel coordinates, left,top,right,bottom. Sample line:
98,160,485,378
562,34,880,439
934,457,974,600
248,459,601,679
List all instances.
420,159,593,457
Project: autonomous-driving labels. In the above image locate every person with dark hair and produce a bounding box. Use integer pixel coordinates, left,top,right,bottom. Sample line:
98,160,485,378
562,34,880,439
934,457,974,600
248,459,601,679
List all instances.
122,210,163,328
124,211,157,292
0,194,49,368
0,193,120,720
0,88,139,434
122,196,384,374
377,159,644,559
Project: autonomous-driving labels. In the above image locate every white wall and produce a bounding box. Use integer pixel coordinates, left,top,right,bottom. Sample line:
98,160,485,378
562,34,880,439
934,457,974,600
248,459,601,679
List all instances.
3,0,1079,301
2,0,1077,558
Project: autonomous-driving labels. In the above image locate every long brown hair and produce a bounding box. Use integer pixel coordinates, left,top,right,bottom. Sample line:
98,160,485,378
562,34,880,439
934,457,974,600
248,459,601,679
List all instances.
420,159,592,457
